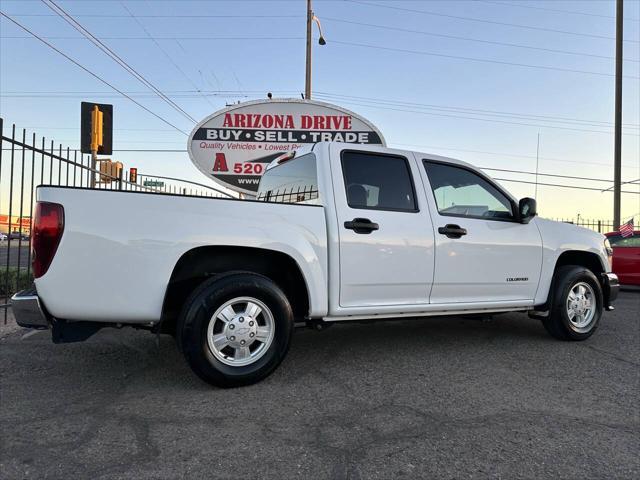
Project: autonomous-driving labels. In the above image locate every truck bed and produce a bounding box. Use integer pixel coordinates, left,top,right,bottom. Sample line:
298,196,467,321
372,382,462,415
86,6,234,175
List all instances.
35,186,328,322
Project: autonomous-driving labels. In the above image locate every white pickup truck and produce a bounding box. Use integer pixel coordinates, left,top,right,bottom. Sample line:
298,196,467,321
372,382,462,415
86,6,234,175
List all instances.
12,142,619,387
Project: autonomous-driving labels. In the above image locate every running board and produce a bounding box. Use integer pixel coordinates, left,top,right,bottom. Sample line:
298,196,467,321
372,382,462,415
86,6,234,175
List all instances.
323,306,531,322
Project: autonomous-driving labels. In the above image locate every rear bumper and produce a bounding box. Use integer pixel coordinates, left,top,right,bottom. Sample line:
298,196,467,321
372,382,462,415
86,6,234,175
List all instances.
10,288,50,329
601,272,619,311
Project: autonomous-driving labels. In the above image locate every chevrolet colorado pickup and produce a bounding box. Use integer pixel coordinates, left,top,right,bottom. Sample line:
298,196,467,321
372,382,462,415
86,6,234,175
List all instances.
12,142,619,387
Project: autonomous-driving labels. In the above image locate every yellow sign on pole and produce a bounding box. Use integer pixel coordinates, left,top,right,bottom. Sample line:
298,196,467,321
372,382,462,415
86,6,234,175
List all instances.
91,105,103,153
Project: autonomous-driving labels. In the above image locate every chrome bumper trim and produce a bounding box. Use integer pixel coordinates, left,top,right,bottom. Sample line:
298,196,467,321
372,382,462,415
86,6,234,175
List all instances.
601,272,619,310
10,290,49,329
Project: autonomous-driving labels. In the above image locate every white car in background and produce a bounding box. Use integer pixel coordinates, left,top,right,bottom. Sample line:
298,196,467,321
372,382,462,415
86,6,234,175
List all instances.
0,232,7,241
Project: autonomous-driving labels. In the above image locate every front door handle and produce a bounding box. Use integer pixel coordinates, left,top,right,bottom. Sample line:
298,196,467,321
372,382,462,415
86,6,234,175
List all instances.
344,218,379,234
438,224,467,239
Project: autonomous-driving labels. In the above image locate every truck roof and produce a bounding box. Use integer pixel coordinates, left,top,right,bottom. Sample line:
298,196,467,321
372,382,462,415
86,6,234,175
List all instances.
266,141,478,173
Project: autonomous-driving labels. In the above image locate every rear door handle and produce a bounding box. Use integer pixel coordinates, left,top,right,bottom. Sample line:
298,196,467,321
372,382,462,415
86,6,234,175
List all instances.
438,224,467,239
344,218,379,234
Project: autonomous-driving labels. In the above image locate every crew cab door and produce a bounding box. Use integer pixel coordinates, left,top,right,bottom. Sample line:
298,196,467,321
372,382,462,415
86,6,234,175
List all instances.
419,158,542,304
328,145,434,309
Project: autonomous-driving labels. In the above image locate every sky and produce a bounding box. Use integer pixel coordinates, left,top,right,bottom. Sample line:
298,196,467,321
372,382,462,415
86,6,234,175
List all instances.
1,0,639,222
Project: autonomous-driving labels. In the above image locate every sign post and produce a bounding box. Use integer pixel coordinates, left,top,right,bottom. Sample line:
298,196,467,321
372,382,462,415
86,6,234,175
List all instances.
187,99,385,196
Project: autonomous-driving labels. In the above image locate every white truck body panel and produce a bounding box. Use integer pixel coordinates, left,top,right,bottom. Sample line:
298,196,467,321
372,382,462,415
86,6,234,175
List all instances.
36,188,328,321
33,142,612,325
326,143,435,308
418,152,543,304
533,217,610,305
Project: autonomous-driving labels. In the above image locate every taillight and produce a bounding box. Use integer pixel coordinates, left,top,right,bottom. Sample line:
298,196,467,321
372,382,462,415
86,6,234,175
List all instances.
32,202,64,278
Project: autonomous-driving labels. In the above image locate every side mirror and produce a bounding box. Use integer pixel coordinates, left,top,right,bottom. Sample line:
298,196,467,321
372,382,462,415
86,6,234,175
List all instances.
518,197,537,224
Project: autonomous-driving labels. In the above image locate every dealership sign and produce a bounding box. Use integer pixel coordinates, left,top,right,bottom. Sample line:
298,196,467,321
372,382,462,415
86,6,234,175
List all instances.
187,99,386,195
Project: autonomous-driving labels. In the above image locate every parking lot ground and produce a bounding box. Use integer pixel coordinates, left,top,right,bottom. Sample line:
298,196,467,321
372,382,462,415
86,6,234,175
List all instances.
1,292,639,479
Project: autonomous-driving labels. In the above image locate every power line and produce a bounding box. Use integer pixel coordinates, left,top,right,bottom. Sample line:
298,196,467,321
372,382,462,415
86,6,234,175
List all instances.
315,92,640,129
4,88,639,131
0,11,188,134
3,145,638,182
323,17,640,64
0,89,294,96
478,1,640,23
118,1,216,110
392,142,639,171
42,0,198,124
347,0,640,44
493,177,640,194
1,35,304,40
6,144,631,187
7,90,638,137
3,13,304,18
315,95,640,137
480,167,618,184
6,33,636,80
329,40,640,81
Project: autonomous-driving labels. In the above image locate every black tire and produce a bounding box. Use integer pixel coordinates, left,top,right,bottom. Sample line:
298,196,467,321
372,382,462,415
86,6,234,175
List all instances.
542,265,603,341
177,272,293,388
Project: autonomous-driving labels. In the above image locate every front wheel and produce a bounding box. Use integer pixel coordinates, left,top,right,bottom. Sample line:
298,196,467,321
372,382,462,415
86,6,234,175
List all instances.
177,273,294,387
542,266,603,341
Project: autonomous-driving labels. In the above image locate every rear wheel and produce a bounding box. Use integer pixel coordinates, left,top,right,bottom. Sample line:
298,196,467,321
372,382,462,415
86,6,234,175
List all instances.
542,265,603,341
177,273,293,387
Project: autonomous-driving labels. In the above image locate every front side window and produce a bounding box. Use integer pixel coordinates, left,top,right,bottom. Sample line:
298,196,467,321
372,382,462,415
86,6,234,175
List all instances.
256,153,320,204
341,151,417,212
424,161,514,220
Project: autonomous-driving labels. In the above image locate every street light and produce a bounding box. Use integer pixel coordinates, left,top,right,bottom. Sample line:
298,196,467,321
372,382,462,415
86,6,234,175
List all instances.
305,0,326,100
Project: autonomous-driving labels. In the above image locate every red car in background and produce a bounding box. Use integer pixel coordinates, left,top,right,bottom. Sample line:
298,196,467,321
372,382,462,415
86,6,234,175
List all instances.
605,231,640,286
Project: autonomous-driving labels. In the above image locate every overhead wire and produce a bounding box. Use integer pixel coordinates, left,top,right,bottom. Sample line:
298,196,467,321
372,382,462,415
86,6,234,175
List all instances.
118,1,216,110
42,0,198,124
346,0,640,44
1,35,304,40
323,17,639,64
477,1,640,22
329,40,640,81
314,92,640,129
3,89,638,131
0,11,188,134
313,95,640,137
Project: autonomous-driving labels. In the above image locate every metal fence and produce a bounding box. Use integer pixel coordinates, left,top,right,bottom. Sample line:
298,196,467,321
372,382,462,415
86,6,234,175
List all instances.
547,217,615,233
256,184,319,204
0,118,625,323
0,118,232,322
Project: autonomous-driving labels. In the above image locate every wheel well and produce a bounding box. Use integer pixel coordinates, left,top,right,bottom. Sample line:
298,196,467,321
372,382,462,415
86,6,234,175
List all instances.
534,250,605,312
554,250,604,277
159,246,310,334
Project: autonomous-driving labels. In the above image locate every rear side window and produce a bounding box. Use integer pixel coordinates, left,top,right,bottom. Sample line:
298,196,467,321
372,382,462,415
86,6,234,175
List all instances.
256,153,320,204
608,235,640,247
341,151,417,212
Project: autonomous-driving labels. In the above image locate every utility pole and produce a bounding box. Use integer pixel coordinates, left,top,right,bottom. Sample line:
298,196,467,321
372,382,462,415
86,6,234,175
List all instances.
305,0,313,100
304,0,325,100
613,0,623,229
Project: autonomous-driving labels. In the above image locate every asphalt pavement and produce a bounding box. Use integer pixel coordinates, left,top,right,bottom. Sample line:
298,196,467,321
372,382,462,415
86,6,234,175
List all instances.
1,292,638,479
